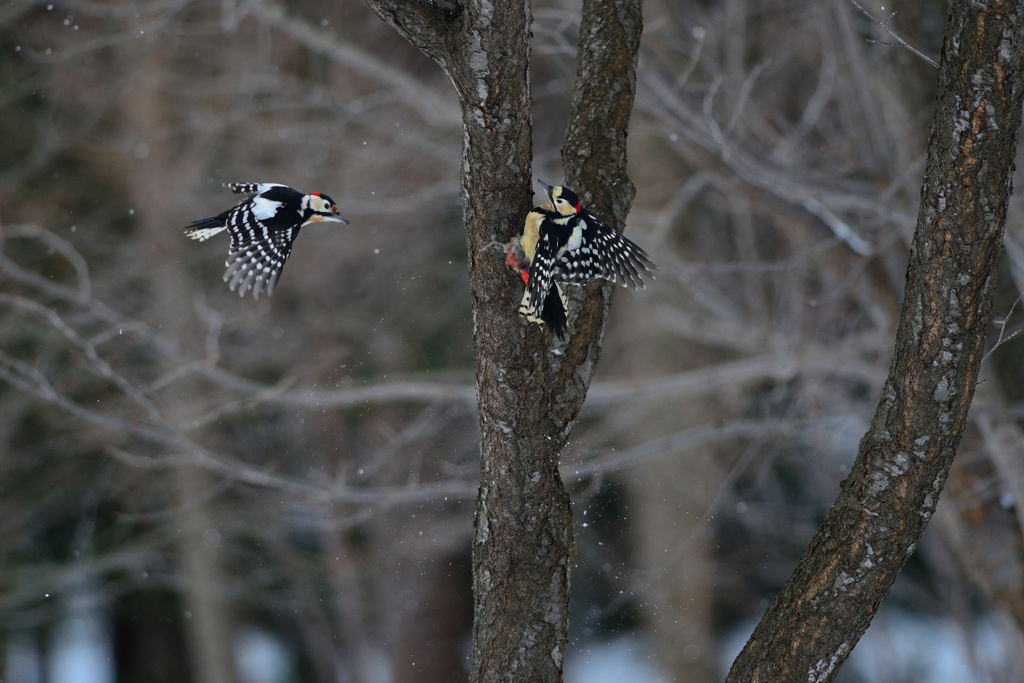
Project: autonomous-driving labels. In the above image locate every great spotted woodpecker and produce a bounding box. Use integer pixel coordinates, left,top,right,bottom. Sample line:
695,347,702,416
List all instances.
505,202,570,340
505,180,654,339
185,183,349,300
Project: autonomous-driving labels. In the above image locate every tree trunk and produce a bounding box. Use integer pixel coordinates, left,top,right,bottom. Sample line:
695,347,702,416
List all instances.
727,1,1024,681
365,0,642,679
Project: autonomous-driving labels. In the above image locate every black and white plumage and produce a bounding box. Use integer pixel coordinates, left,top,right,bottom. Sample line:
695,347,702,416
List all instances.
505,204,569,340
509,180,654,338
185,182,349,300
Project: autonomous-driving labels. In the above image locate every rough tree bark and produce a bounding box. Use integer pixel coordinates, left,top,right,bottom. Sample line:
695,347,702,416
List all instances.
364,0,642,680
727,2,1024,681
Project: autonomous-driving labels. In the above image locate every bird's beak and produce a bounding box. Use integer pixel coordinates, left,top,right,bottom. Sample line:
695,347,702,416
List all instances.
332,206,351,224
537,179,554,195
308,213,350,225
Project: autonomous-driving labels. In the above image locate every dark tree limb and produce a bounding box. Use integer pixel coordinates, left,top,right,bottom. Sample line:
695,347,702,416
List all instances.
727,2,1024,681
365,0,643,680
557,0,644,407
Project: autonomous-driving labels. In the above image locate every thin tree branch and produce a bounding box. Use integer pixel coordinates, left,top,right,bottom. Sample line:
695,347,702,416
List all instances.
848,0,940,68
249,0,460,128
980,289,1024,366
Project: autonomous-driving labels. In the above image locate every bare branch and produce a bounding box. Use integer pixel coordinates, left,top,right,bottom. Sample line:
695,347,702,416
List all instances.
981,289,1024,367
249,0,460,129
848,0,940,68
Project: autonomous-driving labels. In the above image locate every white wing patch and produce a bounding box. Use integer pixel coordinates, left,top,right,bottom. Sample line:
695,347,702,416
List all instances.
250,194,281,221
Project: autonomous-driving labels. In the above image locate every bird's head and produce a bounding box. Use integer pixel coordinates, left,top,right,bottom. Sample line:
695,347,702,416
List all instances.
538,180,580,216
303,192,350,225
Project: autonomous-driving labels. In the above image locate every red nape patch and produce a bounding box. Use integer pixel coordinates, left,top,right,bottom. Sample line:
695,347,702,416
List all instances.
520,272,529,284
574,202,581,211
311,192,321,196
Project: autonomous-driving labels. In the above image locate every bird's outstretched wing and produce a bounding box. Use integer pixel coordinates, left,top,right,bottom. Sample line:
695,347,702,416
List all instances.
221,200,300,300
555,211,654,290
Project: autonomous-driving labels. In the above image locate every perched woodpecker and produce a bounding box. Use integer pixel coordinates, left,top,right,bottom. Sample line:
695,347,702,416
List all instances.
505,202,569,340
507,179,654,339
185,182,349,300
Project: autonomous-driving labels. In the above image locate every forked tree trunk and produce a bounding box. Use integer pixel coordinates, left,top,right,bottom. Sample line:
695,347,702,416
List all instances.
727,1,1024,680
364,0,642,680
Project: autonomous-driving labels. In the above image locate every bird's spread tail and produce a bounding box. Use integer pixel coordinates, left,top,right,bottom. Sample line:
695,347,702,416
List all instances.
519,283,568,341
184,216,227,242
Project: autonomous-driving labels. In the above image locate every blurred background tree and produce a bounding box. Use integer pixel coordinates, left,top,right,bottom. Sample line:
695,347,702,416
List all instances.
2,0,1024,682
